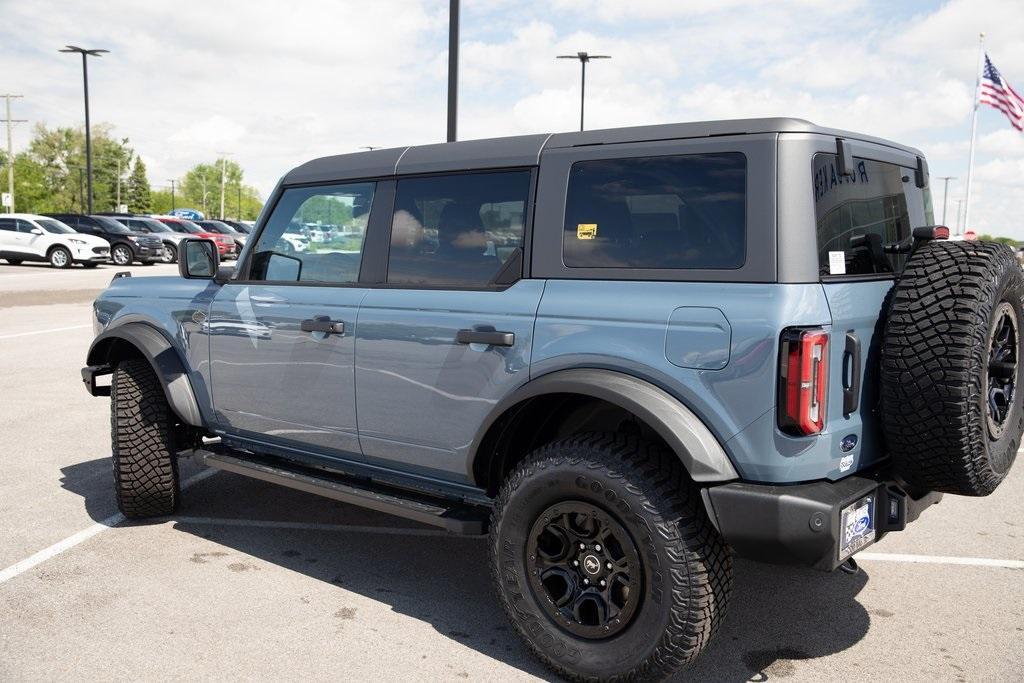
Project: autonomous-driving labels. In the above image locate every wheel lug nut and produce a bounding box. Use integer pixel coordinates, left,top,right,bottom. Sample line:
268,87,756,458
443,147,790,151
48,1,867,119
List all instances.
595,544,602,552
600,579,606,587
579,543,585,550
583,578,589,585
606,562,612,570
573,560,579,566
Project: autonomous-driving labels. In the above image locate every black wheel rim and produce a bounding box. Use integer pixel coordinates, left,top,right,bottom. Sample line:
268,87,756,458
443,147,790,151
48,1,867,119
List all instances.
525,501,642,639
986,302,1018,439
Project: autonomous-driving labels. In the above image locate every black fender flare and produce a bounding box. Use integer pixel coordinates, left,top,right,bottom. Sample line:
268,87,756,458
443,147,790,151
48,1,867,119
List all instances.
468,368,739,483
86,322,204,427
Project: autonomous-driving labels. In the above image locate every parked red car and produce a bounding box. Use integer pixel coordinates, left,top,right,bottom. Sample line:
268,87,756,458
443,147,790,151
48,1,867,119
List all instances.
155,216,236,259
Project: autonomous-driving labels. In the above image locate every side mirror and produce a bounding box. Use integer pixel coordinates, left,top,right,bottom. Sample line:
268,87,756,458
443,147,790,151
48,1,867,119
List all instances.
30,227,43,235
179,238,220,279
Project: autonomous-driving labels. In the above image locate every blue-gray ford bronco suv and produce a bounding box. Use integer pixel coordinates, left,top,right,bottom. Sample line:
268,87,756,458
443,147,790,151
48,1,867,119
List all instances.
82,118,1022,682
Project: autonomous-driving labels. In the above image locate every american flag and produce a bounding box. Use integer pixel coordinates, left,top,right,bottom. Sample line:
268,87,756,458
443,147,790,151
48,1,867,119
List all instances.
979,54,1024,131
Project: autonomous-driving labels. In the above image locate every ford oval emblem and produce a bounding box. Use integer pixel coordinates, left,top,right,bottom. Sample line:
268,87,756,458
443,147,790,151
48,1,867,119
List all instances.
840,434,858,452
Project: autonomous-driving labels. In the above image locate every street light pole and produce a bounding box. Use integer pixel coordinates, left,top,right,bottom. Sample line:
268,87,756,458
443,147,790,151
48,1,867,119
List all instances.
937,176,956,226
168,179,176,211
217,152,232,219
60,46,108,215
1,94,26,213
557,52,611,131
447,0,459,142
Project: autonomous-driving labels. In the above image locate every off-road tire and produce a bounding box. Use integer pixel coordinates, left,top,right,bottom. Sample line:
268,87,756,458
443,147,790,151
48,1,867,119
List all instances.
111,358,179,517
490,433,732,682
881,240,1024,496
48,246,72,269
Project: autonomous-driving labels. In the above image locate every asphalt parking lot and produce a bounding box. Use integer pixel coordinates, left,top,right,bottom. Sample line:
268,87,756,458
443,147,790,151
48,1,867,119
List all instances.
0,261,1021,681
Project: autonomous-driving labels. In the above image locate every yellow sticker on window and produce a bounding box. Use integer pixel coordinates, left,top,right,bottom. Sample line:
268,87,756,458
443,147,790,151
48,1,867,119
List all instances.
577,223,598,240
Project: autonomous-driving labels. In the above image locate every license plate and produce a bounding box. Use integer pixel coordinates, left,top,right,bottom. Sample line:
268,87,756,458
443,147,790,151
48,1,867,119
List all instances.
839,494,876,561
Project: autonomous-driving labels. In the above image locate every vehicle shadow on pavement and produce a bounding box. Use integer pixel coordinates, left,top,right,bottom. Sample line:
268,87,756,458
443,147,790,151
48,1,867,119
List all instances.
60,463,871,681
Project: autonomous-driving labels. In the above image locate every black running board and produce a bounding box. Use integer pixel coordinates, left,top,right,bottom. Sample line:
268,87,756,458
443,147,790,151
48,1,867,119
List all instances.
199,451,488,535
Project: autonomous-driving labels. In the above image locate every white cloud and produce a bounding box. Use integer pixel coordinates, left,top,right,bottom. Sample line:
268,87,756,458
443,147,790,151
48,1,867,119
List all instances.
3,0,1023,236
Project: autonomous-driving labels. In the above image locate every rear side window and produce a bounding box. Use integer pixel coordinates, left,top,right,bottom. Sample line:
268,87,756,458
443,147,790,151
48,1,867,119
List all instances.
563,153,746,269
0,218,16,231
813,154,928,277
387,170,531,287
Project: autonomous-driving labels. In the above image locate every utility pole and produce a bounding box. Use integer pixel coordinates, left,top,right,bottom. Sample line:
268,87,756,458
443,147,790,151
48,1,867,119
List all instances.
937,176,956,226
217,152,231,219
60,46,108,215
116,156,122,211
447,0,459,142
1,94,26,213
237,183,242,221
167,179,177,211
556,52,611,131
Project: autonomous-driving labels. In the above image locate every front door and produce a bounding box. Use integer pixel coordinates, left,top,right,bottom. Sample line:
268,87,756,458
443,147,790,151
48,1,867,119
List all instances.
355,169,541,482
208,180,378,458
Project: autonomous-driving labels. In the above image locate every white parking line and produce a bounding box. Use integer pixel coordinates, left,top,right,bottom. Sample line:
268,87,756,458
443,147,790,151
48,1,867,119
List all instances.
0,324,91,340
856,552,1024,569
0,468,218,586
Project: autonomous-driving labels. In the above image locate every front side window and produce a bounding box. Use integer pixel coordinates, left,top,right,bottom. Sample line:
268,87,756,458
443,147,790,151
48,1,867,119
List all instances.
249,182,375,284
813,154,929,277
93,216,132,234
563,153,746,270
387,170,531,287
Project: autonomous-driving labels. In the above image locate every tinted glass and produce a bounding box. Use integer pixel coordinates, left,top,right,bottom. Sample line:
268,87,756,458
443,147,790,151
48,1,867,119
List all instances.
0,218,16,231
249,182,375,284
563,153,746,270
92,216,132,233
138,218,172,233
387,170,531,287
16,219,36,233
813,154,916,276
37,219,75,234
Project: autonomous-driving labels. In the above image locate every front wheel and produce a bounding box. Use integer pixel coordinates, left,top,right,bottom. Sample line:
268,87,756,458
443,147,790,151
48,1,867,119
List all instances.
111,359,180,517
161,243,177,263
490,434,732,682
111,244,133,266
49,246,72,268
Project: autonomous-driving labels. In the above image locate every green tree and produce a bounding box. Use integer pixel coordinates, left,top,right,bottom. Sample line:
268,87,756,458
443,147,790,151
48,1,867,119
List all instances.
181,158,262,219
126,158,152,213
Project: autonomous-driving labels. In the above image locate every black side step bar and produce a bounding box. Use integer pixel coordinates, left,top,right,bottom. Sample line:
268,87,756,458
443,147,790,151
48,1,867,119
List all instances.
199,451,488,535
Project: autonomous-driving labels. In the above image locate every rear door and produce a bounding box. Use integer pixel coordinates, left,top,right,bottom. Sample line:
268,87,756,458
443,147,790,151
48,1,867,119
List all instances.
354,169,542,482
0,217,24,256
208,181,379,459
807,139,934,473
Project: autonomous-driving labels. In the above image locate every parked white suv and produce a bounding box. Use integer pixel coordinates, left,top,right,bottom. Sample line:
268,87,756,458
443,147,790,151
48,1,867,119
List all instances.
0,213,110,268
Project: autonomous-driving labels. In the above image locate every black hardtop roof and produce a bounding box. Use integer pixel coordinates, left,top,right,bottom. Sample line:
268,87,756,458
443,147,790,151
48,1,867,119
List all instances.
283,117,924,185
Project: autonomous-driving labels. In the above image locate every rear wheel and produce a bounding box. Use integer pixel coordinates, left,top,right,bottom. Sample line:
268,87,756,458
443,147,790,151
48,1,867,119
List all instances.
111,358,179,517
490,433,732,681
49,246,72,268
881,240,1024,496
111,244,133,266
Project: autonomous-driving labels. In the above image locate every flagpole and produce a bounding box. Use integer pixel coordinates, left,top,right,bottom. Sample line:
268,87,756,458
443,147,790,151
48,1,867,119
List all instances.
962,32,985,234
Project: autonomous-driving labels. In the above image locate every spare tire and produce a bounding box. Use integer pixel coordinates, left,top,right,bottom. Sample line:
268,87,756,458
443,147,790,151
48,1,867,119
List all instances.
881,240,1024,496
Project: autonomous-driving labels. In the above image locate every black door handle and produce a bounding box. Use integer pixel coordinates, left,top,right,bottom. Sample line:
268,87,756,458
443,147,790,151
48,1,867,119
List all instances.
301,318,345,335
843,331,861,416
456,329,515,346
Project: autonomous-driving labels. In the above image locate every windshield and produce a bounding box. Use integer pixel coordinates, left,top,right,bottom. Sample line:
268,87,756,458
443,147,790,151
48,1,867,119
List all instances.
92,215,132,234
139,218,172,233
36,218,75,234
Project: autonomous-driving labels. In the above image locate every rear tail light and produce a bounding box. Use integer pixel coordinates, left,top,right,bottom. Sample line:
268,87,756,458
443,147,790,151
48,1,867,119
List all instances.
778,328,829,436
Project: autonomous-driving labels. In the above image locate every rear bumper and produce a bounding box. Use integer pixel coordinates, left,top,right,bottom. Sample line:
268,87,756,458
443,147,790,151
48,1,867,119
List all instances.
703,473,942,571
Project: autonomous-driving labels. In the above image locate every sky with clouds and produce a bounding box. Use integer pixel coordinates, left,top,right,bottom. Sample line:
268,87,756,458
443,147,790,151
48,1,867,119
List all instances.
2,0,1023,235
